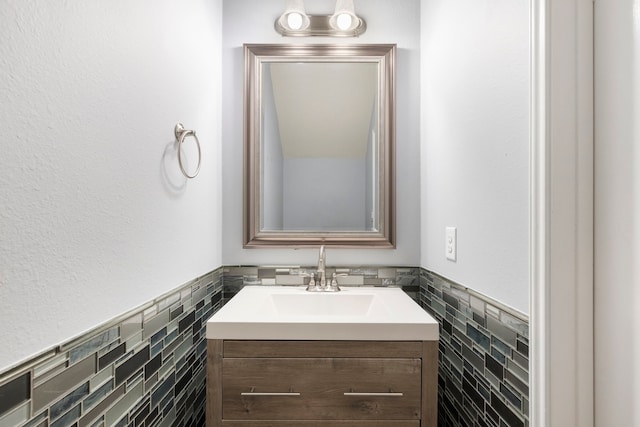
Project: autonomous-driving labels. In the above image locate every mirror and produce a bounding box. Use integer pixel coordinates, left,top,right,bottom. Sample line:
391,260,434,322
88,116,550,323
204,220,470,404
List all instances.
243,44,396,248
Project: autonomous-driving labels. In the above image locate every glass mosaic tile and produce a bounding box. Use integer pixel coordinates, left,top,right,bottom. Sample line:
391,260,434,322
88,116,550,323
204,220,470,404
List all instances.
69,328,118,364
157,292,180,312
105,379,143,425
98,343,125,371
0,372,30,419
143,309,170,340
84,379,112,412
50,402,80,427
20,411,47,427
120,313,142,341
0,401,29,427
1,266,524,427
490,391,524,427
50,382,88,420
420,269,529,427
0,268,222,427
33,355,96,413
33,354,67,379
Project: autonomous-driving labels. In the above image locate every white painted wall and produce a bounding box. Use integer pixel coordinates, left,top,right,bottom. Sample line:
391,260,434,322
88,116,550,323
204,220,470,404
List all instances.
420,0,530,313
594,0,640,424
0,0,223,372
283,158,366,230
222,0,421,266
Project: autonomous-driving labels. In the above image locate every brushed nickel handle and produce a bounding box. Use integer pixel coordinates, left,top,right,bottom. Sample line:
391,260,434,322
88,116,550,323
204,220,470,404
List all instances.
241,392,301,396
343,392,404,397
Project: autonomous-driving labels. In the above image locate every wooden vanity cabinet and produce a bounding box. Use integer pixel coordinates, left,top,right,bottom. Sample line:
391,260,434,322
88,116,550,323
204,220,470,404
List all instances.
207,340,438,427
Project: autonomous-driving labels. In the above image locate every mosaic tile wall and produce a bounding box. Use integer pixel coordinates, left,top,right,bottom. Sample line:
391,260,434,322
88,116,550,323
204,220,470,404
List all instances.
220,265,422,304
0,269,223,427
0,265,529,427
420,269,530,427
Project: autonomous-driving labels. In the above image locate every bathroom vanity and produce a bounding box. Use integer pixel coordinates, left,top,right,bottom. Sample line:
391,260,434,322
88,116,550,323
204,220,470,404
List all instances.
206,286,439,426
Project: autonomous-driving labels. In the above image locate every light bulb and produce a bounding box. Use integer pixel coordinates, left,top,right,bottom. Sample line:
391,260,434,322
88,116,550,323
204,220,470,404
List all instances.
287,12,304,30
336,13,353,30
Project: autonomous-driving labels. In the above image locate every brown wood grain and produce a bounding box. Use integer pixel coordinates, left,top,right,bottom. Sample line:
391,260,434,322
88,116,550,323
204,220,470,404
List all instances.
207,340,223,427
207,339,439,426
221,421,420,426
223,341,423,358
222,357,421,420
421,341,438,427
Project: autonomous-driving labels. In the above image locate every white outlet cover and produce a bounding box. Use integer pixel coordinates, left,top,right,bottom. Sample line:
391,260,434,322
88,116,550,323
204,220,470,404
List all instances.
446,227,457,261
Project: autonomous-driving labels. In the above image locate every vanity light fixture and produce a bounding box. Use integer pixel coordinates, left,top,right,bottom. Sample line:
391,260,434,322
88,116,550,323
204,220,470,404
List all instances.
275,0,366,37
277,0,310,31
329,0,359,31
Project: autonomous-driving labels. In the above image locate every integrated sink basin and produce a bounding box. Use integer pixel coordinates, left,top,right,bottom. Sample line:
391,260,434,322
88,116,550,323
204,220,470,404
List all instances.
270,293,383,316
206,285,439,341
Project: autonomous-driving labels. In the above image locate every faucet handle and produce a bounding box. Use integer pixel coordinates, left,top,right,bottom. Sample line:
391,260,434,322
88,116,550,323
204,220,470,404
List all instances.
301,272,320,292
327,273,345,292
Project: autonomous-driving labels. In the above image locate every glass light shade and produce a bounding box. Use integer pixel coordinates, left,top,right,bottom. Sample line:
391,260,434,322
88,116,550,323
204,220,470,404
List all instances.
329,0,360,31
330,0,359,31
286,12,304,30
335,13,353,30
278,0,310,30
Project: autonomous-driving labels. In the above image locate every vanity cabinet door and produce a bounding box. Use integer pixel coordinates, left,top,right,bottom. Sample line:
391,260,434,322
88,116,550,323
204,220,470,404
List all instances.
222,357,421,421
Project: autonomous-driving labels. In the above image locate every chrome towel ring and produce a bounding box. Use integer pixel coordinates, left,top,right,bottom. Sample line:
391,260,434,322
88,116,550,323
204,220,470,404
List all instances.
174,123,201,179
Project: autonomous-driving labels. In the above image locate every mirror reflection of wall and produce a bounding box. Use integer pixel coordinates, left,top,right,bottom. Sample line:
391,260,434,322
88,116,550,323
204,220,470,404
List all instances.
260,61,379,232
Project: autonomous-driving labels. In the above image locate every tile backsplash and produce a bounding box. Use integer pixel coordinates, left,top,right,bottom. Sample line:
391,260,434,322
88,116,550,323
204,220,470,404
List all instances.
221,265,421,304
0,266,528,427
420,269,530,427
0,270,222,427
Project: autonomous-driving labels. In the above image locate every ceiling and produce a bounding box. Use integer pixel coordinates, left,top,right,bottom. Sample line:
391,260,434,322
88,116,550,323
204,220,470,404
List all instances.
269,62,377,158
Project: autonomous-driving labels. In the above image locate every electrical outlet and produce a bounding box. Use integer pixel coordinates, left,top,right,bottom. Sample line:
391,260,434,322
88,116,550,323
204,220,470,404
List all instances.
446,227,457,261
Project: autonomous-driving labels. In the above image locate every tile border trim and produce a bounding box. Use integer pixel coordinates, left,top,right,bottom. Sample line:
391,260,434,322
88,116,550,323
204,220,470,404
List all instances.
0,272,209,382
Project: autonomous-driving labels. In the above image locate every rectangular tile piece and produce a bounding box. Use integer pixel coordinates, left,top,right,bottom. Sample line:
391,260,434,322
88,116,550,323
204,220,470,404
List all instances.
505,369,529,396
21,411,47,427
145,353,162,379
50,403,81,427
0,400,29,427
50,382,89,420
467,323,490,351
84,379,113,412
78,384,124,427
462,377,485,412
34,355,96,412
487,315,518,347
0,372,30,418
178,312,196,334
443,292,460,310
115,346,149,386
98,343,126,370
105,380,144,425
490,391,524,427
69,328,119,364
144,309,170,340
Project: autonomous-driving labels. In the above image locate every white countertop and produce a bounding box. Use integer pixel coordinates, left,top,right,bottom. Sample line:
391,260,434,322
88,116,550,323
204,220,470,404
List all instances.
206,286,439,341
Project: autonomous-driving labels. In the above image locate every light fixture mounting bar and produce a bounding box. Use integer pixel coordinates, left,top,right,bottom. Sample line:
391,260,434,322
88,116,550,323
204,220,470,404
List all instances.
275,14,366,37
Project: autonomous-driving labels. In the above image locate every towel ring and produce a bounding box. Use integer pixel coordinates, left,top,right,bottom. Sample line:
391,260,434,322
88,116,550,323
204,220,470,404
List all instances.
174,123,201,179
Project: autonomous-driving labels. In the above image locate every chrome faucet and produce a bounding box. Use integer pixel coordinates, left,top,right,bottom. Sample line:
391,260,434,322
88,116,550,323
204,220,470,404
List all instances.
317,244,326,289
306,245,341,292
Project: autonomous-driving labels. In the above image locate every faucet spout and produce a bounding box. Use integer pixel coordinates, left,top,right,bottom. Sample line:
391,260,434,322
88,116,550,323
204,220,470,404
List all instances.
306,245,340,292
317,245,326,288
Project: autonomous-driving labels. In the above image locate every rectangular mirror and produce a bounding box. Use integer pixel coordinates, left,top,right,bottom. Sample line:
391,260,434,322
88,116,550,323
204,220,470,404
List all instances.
244,44,396,248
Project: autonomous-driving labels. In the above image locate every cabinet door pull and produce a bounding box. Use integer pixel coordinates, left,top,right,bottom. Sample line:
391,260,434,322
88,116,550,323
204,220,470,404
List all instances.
241,392,302,396
343,392,404,397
